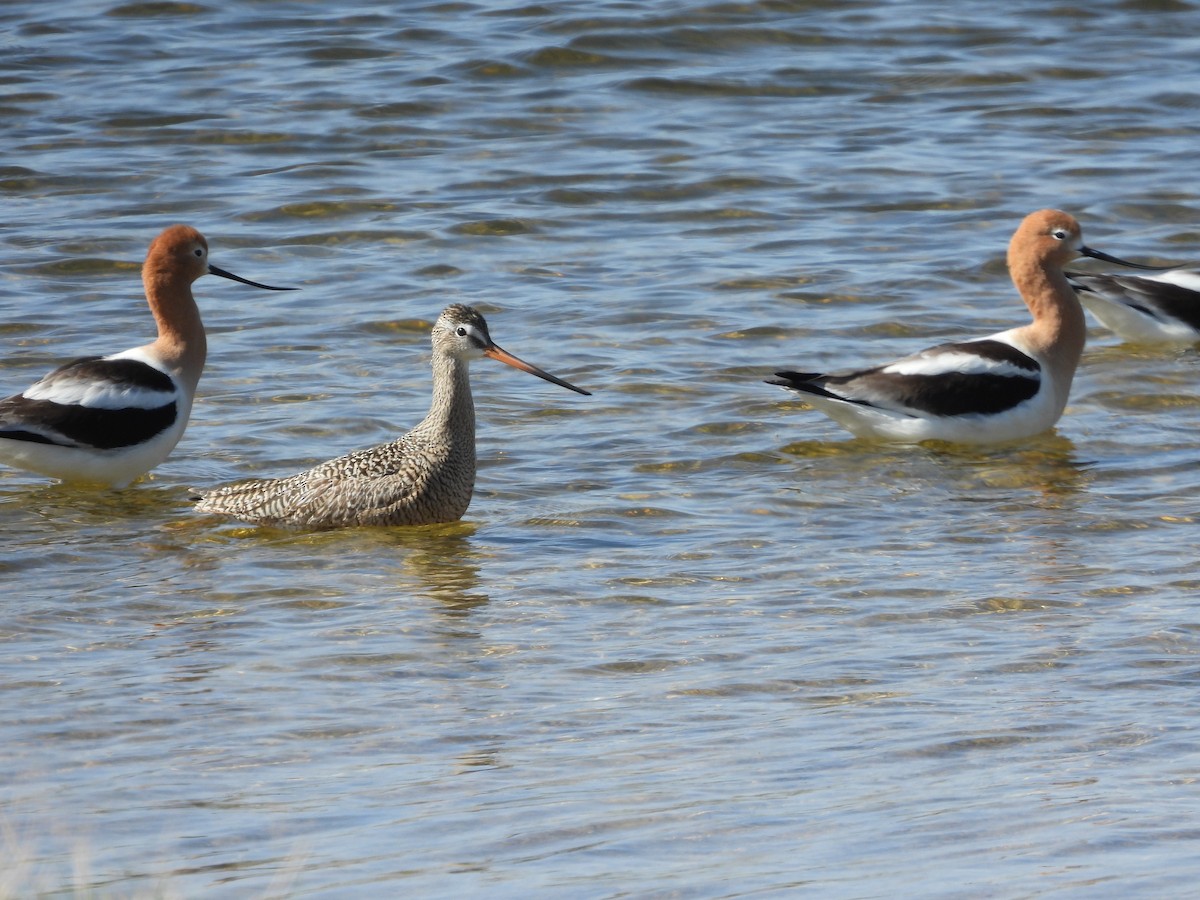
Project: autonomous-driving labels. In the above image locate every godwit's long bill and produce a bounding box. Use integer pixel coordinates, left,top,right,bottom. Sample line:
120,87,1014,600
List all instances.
483,343,589,393
194,303,590,529
766,209,1151,444
1067,267,1200,345
0,225,295,487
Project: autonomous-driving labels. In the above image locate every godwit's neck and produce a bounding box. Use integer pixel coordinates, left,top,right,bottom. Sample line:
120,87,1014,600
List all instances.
143,268,207,391
419,352,475,439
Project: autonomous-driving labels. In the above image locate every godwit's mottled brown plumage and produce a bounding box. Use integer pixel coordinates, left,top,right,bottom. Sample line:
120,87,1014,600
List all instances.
194,304,590,528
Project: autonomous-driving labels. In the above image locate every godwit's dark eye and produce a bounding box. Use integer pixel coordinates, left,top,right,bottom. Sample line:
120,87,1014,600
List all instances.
456,326,467,336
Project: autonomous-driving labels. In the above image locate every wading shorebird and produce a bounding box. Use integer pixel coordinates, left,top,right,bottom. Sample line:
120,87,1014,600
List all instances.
766,209,1152,444
0,225,295,487
194,303,591,528
1067,268,1200,345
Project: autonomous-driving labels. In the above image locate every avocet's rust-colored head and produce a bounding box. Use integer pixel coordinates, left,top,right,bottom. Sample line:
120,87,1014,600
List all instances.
1009,209,1157,272
1009,209,1086,271
143,224,296,291
433,303,591,395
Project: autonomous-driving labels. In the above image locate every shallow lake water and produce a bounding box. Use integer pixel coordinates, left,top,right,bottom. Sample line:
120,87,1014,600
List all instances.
3,1,1200,896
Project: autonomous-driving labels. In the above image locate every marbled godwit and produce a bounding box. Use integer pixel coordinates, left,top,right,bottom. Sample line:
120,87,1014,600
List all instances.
195,303,590,528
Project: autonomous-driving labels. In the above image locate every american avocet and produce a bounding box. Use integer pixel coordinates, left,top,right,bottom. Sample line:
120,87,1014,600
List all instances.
194,303,590,528
1067,268,1200,345
0,225,295,487
766,209,1148,444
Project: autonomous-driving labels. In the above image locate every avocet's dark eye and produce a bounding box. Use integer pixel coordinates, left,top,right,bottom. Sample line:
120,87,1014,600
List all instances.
194,248,203,257
456,326,467,336
1052,229,1068,241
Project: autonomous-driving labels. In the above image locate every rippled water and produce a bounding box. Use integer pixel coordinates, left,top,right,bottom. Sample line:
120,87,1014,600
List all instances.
4,1,1200,895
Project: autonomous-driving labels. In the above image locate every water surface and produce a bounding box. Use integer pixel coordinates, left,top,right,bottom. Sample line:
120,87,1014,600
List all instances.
3,1,1200,895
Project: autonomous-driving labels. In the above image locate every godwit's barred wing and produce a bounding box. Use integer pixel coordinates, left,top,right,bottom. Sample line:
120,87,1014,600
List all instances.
195,429,476,528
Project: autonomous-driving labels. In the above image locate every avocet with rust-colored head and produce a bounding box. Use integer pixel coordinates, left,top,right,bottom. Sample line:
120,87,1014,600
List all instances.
0,225,294,487
766,210,1153,444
